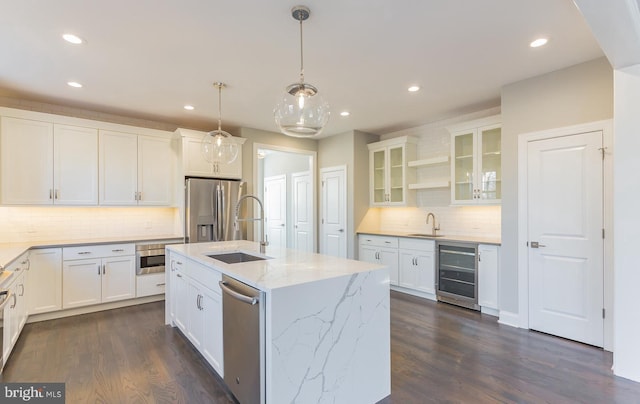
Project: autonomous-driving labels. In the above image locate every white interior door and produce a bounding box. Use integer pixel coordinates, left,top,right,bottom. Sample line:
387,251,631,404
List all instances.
292,171,313,252
527,131,604,347
264,175,287,249
320,166,347,258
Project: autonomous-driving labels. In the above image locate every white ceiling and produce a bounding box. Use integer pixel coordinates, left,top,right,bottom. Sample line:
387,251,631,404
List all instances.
0,0,604,137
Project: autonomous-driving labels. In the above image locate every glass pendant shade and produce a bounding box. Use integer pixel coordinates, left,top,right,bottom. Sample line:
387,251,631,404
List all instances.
275,6,329,137
201,82,238,164
201,129,238,164
274,82,329,137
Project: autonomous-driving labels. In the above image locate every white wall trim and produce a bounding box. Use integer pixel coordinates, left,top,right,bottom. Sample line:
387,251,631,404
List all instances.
253,142,317,252
516,119,613,350
498,310,520,328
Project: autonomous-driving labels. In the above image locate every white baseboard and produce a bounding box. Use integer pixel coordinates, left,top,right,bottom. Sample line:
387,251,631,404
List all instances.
498,310,520,328
27,295,165,323
390,285,437,302
481,306,499,317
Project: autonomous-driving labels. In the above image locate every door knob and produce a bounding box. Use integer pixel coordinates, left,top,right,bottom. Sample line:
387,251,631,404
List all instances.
338,229,344,232
281,223,285,227
530,241,546,248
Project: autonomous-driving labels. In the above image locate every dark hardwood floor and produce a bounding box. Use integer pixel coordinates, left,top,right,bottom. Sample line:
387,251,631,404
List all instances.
3,292,640,403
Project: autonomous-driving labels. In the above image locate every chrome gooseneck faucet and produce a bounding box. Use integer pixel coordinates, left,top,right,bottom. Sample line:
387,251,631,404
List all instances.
426,212,440,236
235,195,268,254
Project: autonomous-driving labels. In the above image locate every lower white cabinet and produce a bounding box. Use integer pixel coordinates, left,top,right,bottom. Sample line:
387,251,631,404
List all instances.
398,238,436,295
62,244,136,309
3,268,27,365
27,248,62,315
136,273,166,297
168,254,224,377
478,244,499,313
358,235,399,285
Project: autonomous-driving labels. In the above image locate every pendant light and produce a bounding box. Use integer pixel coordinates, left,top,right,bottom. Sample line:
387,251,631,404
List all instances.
274,5,330,138
202,82,238,164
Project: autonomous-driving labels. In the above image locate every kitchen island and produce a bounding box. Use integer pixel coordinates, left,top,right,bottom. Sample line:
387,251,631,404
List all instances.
165,240,390,404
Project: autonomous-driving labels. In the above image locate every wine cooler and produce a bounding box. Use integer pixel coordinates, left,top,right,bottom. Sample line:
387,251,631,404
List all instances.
436,241,479,310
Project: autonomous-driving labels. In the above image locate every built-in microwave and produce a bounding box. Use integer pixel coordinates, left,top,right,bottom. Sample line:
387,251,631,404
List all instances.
135,243,166,275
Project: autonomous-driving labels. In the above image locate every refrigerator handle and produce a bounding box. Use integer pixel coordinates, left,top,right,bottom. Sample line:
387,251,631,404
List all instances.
218,184,225,240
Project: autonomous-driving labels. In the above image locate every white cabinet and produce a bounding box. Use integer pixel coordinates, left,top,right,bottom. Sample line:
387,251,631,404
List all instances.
358,235,399,285
167,255,224,376
3,265,28,365
178,128,246,179
448,115,501,205
62,244,136,309
0,117,98,205
398,238,436,295
367,136,417,206
478,244,499,314
27,248,62,315
99,131,175,206
136,272,166,297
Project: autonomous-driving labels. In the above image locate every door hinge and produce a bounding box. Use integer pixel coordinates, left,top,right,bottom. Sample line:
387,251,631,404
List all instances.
526,241,529,247
602,228,605,239
602,308,606,319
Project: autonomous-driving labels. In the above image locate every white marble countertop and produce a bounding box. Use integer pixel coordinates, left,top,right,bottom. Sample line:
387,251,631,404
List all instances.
167,240,386,292
357,230,501,245
0,234,184,270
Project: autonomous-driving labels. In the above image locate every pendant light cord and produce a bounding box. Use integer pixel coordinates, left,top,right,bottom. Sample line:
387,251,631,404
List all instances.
299,15,304,84
217,84,223,131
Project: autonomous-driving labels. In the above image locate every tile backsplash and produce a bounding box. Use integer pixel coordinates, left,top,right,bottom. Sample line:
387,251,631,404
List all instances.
0,207,180,243
376,206,501,238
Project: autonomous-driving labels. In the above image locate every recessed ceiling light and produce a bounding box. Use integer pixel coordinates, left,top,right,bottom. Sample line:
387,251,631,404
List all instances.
408,85,420,92
184,105,195,111
62,33,84,44
340,111,350,117
530,38,548,48
67,81,83,88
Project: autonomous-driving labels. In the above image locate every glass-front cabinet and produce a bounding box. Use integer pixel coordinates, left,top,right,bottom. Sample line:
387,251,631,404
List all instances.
368,136,417,206
449,116,501,205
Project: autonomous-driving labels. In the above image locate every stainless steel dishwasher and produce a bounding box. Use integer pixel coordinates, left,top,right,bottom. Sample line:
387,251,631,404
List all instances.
219,275,265,404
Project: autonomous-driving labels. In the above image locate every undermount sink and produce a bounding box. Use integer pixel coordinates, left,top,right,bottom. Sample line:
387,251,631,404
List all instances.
206,252,268,264
407,233,445,238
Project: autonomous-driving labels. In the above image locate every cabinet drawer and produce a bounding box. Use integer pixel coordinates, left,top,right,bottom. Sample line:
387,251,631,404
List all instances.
188,259,222,293
63,243,135,260
399,238,435,252
136,273,166,297
359,235,398,248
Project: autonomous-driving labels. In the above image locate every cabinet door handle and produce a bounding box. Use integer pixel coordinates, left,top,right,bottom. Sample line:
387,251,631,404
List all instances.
478,253,481,262
176,261,183,265
98,265,101,275
102,264,106,275
176,274,182,278
78,251,92,255
156,283,166,287
19,284,24,296
112,249,125,252
49,189,53,200
10,293,16,309
55,189,59,199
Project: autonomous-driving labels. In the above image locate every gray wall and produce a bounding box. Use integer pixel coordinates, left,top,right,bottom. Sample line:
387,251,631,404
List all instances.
500,57,613,313
318,130,379,258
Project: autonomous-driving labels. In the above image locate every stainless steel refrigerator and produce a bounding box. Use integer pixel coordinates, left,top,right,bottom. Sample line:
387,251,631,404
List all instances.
185,177,246,243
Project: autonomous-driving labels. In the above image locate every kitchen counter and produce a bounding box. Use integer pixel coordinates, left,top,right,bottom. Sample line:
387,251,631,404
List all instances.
0,234,183,270
166,241,390,404
167,240,385,292
357,230,501,245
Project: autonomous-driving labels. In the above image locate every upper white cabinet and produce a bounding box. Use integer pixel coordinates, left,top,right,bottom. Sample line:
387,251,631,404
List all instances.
0,117,98,205
100,131,175,206
367,136,417,206
177,128,245,180
448,115,501,205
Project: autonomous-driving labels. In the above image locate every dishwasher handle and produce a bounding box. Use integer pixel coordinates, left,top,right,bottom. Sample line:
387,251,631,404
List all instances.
219,281,259,305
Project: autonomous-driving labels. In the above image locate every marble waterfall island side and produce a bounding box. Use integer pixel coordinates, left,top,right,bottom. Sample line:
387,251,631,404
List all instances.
166,241,390,404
